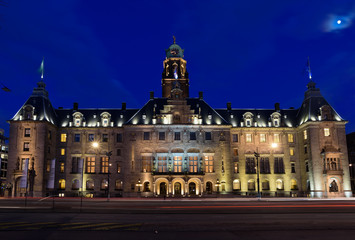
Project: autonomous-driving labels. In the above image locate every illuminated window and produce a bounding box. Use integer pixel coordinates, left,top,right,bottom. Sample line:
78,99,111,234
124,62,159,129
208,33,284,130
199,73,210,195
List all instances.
189,156,198,172
61,133,67,142
291,179,298,190
101,157,108,173
101,179,108,190
274,134,280,143
24,128,31,137
86,157,95,173
173,156,183,172
324,128,330,137
142,156,152,172
246,134,252,143
288,134,294,142
59,179,65,189
248,179,255,190
234,162,239,173
303,130,307,140
115,180,122,190
46,160,51,172
232,134,238,142
158,156,167,172
290,148,294,156
86,180,94,190
233,179,241,190
117,162,121,173
61,148,65,156
60,162,65,173
23,142,29,151
260,134,266,143
204,156,214,173
276,179,284,190
233,148,238,156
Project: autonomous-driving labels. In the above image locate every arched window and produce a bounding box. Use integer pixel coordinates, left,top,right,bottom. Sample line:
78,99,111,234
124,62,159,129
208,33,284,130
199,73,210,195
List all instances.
206,181,213,193
320,105,333,120
248,179,255,191
23,105,34,120
143,182,150,192
115,180,122,190
291,179,298,190
72,179,80,190
86,180,94,190
59,179,65,189
243,112,254,127
73,112,83,127
276,179,284,190
271,112,281,127
233,179,241,190
100,112,111,127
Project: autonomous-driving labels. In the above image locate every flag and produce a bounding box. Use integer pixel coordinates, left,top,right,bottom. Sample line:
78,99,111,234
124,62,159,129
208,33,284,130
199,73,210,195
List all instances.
38,58,44,79
47,159,56,189
19,158,29,188
306,56,312,80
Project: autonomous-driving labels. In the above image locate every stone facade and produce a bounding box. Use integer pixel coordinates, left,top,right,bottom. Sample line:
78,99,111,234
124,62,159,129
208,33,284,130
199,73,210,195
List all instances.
6,41,352,198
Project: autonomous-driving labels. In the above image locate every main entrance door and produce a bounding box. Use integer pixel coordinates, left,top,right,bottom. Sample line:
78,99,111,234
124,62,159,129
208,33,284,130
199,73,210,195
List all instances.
160,182,167,195
189,182,196,195
174,182,181,195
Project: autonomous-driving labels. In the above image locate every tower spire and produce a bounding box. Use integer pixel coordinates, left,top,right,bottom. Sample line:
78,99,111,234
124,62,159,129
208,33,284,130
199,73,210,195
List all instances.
173,36,176,44
38,57,44,80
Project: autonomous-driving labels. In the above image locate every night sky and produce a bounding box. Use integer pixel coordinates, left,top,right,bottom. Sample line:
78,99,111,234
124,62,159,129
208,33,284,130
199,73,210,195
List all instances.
0,0,355,135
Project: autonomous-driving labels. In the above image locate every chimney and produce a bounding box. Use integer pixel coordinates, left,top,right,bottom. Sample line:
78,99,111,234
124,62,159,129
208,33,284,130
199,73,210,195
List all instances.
227,102,231,110
275,103,280,112
199,91,203,99
122,102,126,110
73,102,78,111
150,91,154,99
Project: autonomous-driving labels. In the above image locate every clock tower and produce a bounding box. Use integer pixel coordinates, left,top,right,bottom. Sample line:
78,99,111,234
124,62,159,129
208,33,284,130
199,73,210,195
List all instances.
162,37,189,99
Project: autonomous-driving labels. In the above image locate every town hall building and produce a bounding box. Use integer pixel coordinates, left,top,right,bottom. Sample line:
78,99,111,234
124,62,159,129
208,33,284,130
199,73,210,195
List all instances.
6,40,352,198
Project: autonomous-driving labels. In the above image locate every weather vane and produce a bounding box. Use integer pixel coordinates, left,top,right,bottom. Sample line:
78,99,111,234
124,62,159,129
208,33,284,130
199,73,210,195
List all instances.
173,36,176,44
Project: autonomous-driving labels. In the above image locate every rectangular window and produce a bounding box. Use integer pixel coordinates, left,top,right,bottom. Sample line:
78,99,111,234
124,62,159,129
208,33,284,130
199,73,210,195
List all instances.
61,133,67,142
274,134,280,143
117,148,121,156
86,157,95,173
204,156,214,173
101,157,109,173
291,162,296,173
71,157,80,173
234,162,239,173
117,162,121,173
24,128,31,137
174,132,181,141
48,146,51,153
246,157,256,174
158,156,167,172
205,132,212,140
305,161,309,172
288,134,294,143
159,132,165,141
142,156,152,172
143,132,150,140
74,134,81,142
116,133,123,142
260,157,270,174
274,157,285,174
290,148,295,156
304,145,308,154
61,148,65,156
190,132,196,140
46,160,51,172
233,148,238,156
189,156,198,173
260,133,266,143
88,134,95,142
232,134,238,142
324,128,330,137
173,156,183,172
48,131,52,140
60,162,65,173
23,142,29,151
102,134,108,142
246,134,252,143
303,130,307,140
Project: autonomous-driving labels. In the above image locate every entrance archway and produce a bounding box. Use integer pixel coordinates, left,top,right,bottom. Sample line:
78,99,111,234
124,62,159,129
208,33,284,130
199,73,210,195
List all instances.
189,182,196,195
174,182,181,195
160,182,167,196
206,181,212,194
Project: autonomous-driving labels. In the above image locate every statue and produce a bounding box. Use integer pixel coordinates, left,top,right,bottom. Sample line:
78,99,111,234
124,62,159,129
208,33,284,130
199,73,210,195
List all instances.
329,180,338,192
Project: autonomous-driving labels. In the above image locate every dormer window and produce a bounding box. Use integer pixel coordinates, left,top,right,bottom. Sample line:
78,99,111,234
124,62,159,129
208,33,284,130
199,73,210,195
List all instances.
270,112,281,127
100,112,111,127
320,105,333,121
23,105,34,120
243,112,254,127
72,112,83,127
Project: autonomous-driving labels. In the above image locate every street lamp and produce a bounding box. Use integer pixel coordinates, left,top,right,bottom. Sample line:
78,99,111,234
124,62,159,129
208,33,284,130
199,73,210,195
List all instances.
136,179,142,192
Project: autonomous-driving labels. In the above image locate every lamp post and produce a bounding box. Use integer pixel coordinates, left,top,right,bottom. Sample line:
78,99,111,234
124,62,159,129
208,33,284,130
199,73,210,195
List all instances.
136,179,142,193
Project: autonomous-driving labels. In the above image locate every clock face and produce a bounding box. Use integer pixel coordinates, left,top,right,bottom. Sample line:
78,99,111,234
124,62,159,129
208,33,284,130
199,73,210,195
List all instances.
170,48,179,55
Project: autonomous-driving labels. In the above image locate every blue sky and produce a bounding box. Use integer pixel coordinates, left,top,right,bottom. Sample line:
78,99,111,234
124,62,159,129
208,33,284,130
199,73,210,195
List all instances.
0,0,355,134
